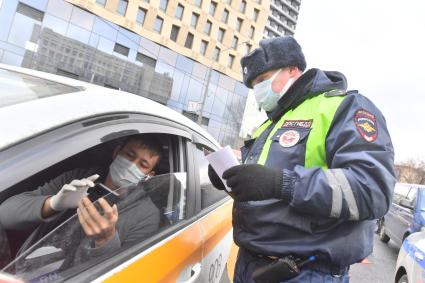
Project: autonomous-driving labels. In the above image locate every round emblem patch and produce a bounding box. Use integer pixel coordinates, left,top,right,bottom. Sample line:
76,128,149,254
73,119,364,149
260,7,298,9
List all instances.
279,130,300,147
243,66,248,74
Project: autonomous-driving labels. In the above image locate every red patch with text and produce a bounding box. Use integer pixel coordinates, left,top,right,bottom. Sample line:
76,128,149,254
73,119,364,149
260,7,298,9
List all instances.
354,109,378,142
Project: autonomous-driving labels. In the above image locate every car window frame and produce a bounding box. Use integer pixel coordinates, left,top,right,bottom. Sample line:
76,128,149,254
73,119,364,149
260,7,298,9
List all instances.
0,112,212,281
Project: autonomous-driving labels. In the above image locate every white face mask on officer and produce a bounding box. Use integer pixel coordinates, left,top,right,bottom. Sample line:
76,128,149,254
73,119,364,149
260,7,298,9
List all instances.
109,155,148,188
253,69,295,112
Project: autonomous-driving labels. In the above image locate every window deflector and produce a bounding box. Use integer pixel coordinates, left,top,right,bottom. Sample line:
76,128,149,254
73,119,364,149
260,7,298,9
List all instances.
1,173,187,281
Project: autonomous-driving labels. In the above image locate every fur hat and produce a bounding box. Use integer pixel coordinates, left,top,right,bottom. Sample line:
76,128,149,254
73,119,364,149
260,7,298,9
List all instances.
241,36,306,88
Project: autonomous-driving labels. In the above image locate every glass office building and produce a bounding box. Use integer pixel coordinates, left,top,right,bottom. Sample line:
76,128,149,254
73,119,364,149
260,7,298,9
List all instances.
0,0,250,147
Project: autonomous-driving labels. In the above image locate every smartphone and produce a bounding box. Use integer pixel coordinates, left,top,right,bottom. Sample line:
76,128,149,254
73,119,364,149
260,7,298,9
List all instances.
88,183,120,206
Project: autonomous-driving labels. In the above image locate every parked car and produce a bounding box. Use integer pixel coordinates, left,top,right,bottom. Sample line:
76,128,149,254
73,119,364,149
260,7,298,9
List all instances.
379,183,425,247
0,64,233,282
394,230,425,283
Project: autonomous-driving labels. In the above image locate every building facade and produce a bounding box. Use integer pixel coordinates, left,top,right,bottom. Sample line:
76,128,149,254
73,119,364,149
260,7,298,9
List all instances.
263,0,301,38
0,0,269,148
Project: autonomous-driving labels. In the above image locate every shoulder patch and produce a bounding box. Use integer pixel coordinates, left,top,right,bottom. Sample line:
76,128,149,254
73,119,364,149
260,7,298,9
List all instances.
354,109,378,142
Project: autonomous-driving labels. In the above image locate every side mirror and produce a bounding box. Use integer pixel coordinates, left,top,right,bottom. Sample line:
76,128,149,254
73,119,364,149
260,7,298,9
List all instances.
399,199,414,210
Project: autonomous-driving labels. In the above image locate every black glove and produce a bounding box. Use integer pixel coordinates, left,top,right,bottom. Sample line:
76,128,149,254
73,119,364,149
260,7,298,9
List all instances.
208,165,226,191
222,164,283,202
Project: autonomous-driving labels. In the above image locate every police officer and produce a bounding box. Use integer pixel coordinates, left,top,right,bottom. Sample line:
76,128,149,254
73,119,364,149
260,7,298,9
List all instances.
208,36,395,282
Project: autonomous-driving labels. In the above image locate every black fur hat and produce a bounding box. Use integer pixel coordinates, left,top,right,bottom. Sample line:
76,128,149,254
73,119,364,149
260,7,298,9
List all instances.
241,36,306,88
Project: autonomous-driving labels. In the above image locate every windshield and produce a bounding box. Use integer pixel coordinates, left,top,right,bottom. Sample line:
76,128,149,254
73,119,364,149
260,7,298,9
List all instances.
1,173,187,282
0,68,80,108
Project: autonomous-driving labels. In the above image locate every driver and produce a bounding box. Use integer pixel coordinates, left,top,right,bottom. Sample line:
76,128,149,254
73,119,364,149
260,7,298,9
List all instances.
0,134,162,265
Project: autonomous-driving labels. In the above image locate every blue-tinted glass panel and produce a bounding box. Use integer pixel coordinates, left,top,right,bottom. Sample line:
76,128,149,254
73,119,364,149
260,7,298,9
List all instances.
46,0,72,21
117,27,140,50
70,6,94,30
66,23,91,44
20,0,48,11
185,77,203,105
88,32,99,48
209,69,219,84
0,1,18,41
92,17,118,41
169,68,184,102
157,47,177,66
155,60,175,77
42,14,68,35
8,13,37,47
139,36,160,58
97,36,114,54
175,55,193,74
211,86,227,117
202,83,217,114
234,81,248,96
192,62,207,80
1,51,23,66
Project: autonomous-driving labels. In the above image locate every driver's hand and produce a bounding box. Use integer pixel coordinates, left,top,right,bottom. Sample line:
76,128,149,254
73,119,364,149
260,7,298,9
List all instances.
50,175,99,211
77,197,118,247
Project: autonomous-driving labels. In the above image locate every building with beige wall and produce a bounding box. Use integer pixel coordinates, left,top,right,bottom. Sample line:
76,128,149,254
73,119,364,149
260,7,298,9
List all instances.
67,0,269,82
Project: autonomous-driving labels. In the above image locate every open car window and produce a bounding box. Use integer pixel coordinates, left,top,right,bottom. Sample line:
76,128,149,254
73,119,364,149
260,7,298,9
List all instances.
1,173,187,282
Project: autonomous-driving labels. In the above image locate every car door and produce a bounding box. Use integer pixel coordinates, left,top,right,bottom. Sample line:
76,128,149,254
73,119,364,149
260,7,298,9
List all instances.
190,140,234,283
385,184,410,241
0,113,205,282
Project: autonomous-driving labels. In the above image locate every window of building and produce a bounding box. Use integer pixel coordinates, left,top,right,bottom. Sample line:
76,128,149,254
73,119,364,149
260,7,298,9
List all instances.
194,0,202,8
170,25,180,42
239,0,246,13
227,54,235,68
200,40,208,55
246,43,252,54
231,36,238,49
183,111,209,126
249,26,255,39
253,8,259,21
255,0,261,3
159,0,168,11
154,16,164,33
185,32,194,48
235,18,243,32
175,4,184,20
226,0,232,5
221,9,229,23
213,47,220,61
136,8,147,25
117,0,128,16
217,28,225,42
191,12,199,28
113,43,130,57
16,2,44,21
204,20,212,35
96,0,106,6
136,52,157,68
209,1,217,16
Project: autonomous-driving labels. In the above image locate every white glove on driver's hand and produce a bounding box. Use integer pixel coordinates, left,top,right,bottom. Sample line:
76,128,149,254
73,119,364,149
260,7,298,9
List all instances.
50,174,99,211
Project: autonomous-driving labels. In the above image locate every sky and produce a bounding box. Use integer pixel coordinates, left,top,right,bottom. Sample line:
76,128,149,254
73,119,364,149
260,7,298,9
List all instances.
294,0,425,163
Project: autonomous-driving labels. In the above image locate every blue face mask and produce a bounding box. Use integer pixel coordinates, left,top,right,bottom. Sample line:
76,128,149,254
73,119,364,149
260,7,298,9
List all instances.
253,69,295,111
109,155,147,188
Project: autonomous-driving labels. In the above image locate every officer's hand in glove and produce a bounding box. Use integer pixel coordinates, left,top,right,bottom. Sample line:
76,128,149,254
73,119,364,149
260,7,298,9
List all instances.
208,165,226,191
222,164,283,202
50,174,100,211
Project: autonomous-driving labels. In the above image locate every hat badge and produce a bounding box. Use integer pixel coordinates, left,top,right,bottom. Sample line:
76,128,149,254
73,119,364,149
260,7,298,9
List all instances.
243,66,248,74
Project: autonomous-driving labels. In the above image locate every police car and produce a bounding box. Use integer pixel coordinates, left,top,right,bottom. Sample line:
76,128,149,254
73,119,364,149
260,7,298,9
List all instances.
0,64,233,282
394,230,425,283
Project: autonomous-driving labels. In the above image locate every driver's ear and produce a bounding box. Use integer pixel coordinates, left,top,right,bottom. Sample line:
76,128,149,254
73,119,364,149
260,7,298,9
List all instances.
112,145,121,160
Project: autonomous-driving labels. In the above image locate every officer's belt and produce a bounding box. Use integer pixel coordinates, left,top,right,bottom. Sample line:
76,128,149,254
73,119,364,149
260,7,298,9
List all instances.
254,252,349,276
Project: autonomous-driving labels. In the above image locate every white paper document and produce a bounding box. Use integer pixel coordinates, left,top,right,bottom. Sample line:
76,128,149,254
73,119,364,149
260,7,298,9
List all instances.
206,145,240,192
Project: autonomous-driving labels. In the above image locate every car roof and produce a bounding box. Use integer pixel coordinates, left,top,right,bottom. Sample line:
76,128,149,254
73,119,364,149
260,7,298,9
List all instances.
0,64,220,150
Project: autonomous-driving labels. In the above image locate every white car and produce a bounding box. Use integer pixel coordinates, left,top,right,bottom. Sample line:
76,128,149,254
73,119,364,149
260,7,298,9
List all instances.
0,64,233,282
394,230,425,283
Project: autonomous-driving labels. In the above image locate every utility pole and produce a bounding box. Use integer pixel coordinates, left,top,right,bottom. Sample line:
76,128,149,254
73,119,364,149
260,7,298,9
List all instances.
196,41,248,126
